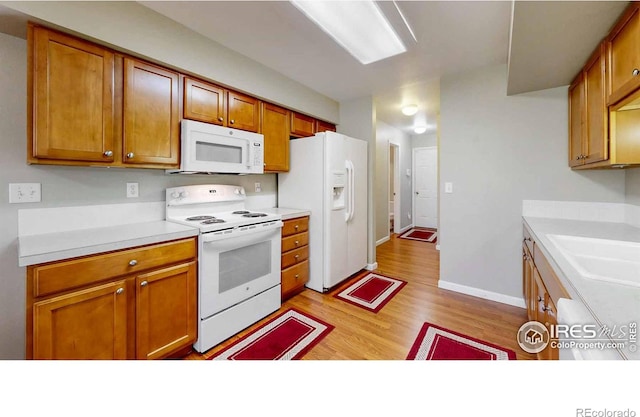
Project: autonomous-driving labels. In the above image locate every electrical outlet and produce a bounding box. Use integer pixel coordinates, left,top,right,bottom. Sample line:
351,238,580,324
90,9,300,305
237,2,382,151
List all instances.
126,183,139,198
9,183,41,203
255,182,262,193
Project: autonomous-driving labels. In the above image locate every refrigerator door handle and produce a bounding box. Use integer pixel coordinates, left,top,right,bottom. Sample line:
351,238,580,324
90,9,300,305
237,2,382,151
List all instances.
347,160,355,222
345,161,353,222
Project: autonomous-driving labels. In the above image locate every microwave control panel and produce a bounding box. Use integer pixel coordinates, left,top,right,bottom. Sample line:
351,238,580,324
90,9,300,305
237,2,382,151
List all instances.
252,142,263,166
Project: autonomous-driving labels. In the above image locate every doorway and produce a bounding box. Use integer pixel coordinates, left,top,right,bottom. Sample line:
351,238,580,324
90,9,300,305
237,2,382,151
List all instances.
412,146,438,229
389,143,400,234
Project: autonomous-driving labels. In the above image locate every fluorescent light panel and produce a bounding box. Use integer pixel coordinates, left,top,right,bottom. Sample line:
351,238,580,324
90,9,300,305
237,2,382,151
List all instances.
290,1,406,65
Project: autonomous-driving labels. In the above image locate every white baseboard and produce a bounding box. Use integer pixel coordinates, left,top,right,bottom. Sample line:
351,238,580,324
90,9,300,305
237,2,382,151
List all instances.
437,280,526,309
397,224,413,234
376,236,390,246
365,262,378,271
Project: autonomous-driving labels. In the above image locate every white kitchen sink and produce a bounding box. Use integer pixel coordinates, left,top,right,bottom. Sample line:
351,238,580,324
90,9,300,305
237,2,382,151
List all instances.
546,234,640,288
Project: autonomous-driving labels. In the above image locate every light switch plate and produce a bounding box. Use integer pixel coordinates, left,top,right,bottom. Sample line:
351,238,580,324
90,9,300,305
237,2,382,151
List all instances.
255,182,262,193
444,182,453,193
9,183,41,203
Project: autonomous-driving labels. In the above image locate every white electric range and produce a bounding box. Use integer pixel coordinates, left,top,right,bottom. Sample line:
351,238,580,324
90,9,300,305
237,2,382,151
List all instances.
165,184,283,353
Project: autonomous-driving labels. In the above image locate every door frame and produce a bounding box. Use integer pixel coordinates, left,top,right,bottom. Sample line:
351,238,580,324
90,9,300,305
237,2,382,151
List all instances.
412,146,438,229
389,142,401,234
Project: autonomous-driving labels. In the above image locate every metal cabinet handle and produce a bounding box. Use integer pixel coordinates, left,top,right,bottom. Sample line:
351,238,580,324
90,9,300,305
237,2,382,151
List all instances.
218,117,223,122
116,288,124,295
140,281,148,287
295,240,299,245
294,254,299,259
294,225,299,229
537,296,543,302
129,260,137,266
542,305,551,312
126,152,134,159
295,274,299,280
230,119,235,124
104,150,113,157
633,68,640,76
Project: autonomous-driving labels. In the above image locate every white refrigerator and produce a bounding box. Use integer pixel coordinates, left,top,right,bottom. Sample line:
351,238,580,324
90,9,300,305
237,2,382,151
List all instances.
278,131,368,292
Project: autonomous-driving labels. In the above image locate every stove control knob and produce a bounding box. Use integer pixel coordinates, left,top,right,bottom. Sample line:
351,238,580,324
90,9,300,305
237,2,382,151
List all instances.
234,189,240,195
171,191,180,199
240,189,245,195
179,191,189,198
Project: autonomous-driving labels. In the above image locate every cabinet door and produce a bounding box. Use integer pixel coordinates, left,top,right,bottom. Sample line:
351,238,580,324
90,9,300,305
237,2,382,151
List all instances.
136,262,197,360
584,43,608,165
228,91,260,132
522,247,536,322
184,77,226,125
261,102,290,172
30,25,115,162
290,112,316,137
33,280,127,359
123,58,180,167
544,299,559,360
608,4,640,105
568,74,585,167
316,119,336,133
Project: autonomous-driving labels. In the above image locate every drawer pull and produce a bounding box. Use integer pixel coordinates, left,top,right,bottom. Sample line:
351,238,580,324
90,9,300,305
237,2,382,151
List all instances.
537,296,543,302
140,280,148,287
295,240,299,245
116,288,124,295
294,225,299,230
218,117,223,122
129,260,138,266
633,68,640,76
294,255,299,260
295,274,299,280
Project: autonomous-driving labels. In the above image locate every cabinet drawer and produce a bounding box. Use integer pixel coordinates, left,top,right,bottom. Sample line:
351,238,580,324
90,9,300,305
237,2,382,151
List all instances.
282,217,309,237
31,238,197,298
282,232,309,253
281,246,309,269
281,260,309,296
533,246,571,306
523,225,534,255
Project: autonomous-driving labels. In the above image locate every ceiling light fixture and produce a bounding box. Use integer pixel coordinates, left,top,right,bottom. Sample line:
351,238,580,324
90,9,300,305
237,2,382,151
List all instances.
414,126,427,134
402,104,418,116
290,0,406,65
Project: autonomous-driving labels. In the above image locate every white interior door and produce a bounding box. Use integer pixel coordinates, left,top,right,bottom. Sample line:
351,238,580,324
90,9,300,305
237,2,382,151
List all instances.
413,147,437,228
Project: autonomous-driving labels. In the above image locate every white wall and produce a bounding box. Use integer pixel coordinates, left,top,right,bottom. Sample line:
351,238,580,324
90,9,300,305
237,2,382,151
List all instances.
375,121,412,241
1,1,338,123
439,64,626,302
412,132,438,149
626,169,640,205
338,97,376,268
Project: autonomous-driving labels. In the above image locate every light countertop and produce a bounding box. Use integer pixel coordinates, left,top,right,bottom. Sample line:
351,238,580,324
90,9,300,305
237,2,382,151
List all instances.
523,216,640,359
261,207,311,221
19,221,199,267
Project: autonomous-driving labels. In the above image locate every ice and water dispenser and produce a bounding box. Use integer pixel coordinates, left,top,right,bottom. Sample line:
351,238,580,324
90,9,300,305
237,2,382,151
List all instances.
331,171,346,210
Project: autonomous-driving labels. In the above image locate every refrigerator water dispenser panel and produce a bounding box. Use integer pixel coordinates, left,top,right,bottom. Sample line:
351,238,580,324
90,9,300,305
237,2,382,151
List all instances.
331,171,346,210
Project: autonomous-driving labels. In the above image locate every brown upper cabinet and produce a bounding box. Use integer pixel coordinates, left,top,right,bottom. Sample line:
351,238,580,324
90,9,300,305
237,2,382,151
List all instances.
569,3,640,169
123,57,180,166
28,24,180,169
569,42,608,168
607,3,640,106
260,102,290,172
290,112,316,137
183,77,226,125
183,77,260,133
316,119,337,133
29,25,116,164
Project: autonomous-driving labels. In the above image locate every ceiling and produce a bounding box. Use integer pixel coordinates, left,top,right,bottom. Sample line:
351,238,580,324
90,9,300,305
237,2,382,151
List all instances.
0,1,629,135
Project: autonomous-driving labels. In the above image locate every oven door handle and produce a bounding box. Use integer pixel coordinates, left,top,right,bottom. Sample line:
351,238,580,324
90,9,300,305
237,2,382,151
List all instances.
200,221,283,243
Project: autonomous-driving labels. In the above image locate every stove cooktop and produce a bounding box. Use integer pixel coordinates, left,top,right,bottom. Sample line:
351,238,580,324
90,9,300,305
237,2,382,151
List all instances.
167,210,281,233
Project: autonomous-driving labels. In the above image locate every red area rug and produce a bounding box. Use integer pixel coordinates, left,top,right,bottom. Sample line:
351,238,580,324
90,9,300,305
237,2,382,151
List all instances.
334,272,407,313
209,309,333,360
399,228,437,243
407,322,516,360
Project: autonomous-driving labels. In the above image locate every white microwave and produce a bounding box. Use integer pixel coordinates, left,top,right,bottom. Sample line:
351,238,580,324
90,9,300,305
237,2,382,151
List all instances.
167,120,264,175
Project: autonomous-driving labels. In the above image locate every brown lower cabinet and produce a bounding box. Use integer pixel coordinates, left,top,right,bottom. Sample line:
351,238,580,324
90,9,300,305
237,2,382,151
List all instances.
522,225,569,360
281,216,310,301
28,238,197,360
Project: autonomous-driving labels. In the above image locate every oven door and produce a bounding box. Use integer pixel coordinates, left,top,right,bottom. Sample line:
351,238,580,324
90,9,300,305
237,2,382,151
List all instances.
199,225,281,318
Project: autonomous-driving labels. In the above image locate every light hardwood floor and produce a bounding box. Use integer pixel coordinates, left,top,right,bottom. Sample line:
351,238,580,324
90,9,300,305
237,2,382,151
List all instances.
184,233,536,360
